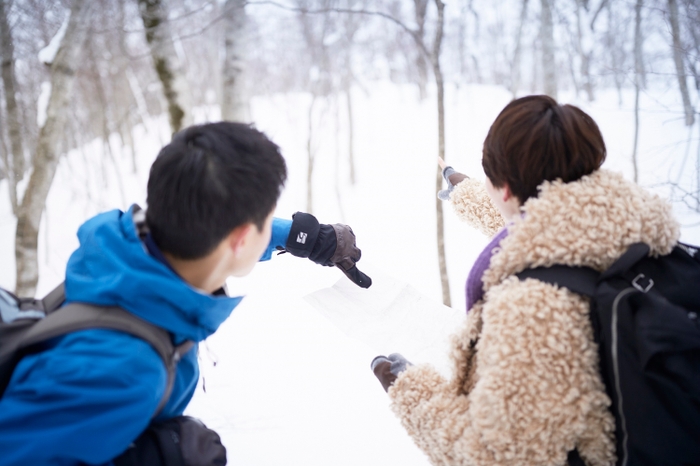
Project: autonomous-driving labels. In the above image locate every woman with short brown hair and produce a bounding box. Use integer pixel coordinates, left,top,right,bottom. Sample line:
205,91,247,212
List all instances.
372,95,679,465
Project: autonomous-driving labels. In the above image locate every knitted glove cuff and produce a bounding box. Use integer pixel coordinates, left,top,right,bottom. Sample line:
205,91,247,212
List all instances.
438,166,458,201
387,353,412,376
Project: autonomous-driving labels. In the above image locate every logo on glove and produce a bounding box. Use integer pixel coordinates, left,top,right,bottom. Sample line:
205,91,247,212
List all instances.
296,232,307,244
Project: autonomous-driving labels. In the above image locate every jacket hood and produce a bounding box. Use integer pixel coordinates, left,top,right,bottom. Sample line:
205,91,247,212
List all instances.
483,169,680,291
64,205,242,342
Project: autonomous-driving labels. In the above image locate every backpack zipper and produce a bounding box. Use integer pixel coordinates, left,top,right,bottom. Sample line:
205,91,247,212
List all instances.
612,287,637,466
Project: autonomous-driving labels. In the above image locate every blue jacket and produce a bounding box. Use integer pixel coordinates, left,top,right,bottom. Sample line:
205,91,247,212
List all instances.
0,206,292,466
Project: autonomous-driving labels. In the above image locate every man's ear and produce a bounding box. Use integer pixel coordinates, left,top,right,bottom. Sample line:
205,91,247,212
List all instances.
228,224,252,257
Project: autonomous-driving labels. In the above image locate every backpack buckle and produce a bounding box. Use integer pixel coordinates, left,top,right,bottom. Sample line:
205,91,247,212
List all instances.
632,273,654,293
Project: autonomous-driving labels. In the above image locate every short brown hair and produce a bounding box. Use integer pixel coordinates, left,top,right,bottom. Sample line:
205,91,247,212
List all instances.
482,95,606,203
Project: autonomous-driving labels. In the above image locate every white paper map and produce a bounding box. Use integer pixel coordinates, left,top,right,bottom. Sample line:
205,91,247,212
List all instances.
304,271,465,377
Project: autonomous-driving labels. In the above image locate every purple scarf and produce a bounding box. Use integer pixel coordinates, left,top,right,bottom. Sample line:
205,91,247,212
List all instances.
465,227,509,312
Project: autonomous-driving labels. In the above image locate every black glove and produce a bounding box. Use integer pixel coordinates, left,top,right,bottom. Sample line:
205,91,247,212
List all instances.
114,416,226,466
283,212,372,288
371,353,412,392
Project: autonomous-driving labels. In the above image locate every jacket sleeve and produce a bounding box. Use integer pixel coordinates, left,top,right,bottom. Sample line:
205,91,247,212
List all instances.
387,278,615,466
449,178,504,237
0,329,167,466
259,217,293,261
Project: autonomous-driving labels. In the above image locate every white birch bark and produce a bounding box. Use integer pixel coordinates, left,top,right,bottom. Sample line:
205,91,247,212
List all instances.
431,0,451,307
413,0,429,100
510,0,530,99
632,0,644,183
306,96,316,215
15,0,93,296
0,0,24,214
221,0,250,122
575,0,607,102
668,0,695,126
540,0,557,99
138,0,192,133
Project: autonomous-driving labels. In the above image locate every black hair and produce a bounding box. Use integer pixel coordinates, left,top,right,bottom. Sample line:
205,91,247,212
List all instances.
146,122,287,259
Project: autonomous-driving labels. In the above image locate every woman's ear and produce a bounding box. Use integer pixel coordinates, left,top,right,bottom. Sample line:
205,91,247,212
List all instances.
502,183,519,203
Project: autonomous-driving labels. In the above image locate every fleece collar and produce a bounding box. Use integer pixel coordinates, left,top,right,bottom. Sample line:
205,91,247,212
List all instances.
482,169,680,292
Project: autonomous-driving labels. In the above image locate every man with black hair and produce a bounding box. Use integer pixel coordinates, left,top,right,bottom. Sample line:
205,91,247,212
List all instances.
0,122,370,466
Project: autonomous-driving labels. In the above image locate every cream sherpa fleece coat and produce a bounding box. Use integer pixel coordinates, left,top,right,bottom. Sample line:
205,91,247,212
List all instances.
388,170,680,466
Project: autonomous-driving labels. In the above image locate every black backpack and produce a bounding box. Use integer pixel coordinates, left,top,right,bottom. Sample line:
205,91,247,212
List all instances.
517,242,700,466
0,282,194,417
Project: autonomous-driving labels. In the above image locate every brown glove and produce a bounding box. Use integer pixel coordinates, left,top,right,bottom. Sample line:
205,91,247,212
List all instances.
371,353,412,392
284,212,372,288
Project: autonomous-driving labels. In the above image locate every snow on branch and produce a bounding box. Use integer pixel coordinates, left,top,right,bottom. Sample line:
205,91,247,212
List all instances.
38,16,69,66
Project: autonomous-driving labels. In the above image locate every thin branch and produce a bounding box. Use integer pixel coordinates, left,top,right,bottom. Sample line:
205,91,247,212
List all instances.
246,0,432,59
589,0,609,30
90,0,218,36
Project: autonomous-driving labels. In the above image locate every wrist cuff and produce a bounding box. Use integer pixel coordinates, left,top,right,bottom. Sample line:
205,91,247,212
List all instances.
285,212,320,258
442,166,456,187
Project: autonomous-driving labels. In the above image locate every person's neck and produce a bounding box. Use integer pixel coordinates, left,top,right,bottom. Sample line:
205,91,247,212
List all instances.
163,250,227,294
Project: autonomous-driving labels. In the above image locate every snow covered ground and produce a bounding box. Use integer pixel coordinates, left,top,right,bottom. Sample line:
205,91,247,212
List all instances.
0,82,698,464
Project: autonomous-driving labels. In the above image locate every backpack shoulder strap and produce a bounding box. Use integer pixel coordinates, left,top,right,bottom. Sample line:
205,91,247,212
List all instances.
41,282,67,314
22,290,193,418
516,264,600,297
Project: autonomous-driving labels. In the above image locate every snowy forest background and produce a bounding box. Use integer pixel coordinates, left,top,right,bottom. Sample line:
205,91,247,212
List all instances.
1,0,699,464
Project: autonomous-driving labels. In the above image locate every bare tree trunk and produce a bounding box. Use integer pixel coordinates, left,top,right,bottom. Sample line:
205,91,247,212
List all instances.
306,96,316,215
0,0,23,214
632,0,644,183
575,0,591,101
540,0,557,99
668,0,695,126
138,0,192,133
697,120,700,211
607,2,626,105
685,0,700,93
87,41,127,208
431,0,450,307
346,87,355,185
15,0,92,296
333,95,346,221
574,0,607,102
0,111,10,180
414,0,429,100
221,0,249,122
510,0,530,99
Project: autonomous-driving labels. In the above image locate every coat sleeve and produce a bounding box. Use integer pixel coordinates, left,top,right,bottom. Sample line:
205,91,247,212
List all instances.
259,217,293,261
0,329,167,466
387,278,615,466
449,178,505,237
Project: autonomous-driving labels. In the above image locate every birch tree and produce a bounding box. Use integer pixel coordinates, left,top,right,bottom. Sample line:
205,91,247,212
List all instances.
296,0,334,214
413,0,429,100
15,0,93,296
668,0,695,126
540,0,557,98
681,0,699,94
574,0,607,101
138,0,192,133
0,0,24,214
510,0,530,99
221,0,250,122
260,0,453,304
632,0,643,183
340,1,362,185
431,0,450,307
